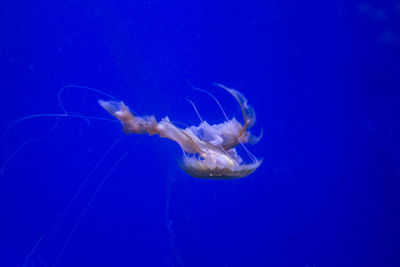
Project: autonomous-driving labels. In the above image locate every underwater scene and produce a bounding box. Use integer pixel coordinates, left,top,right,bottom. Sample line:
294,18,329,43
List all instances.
1,1,399,266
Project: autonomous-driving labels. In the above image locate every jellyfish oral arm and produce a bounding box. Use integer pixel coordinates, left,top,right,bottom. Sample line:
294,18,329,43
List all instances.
98,100,199,153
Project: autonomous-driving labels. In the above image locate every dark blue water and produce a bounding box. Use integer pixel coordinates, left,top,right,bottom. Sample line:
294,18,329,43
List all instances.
1,1,399,266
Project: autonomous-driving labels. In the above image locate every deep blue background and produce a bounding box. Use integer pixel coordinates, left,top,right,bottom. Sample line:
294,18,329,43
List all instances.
1,1,399,266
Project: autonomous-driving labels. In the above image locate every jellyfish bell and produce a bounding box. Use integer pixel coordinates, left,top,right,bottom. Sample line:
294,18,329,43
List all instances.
180,151,262,179
99,84,262,179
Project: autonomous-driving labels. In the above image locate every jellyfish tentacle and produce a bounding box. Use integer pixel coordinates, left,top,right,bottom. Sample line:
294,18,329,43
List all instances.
22,234,44,267
58,85,118,114
54,148,129,266
213,83,256,134
1,118,61,175
186,98,204,123
186,82,230,122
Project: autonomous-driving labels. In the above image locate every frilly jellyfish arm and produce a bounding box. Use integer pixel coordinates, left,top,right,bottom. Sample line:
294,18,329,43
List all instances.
214,83,256,133
98,100,200,153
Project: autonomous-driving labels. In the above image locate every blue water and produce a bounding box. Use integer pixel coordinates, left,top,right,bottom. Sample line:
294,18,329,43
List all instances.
1,1,399,266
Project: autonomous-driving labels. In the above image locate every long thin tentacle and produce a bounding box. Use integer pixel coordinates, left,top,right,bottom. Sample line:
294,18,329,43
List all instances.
186,82,230,122
58,85,118,114
53,146,129,266
186,98,204,123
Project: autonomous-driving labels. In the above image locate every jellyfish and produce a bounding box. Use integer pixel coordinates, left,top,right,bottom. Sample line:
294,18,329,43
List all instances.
99,83,262,179
1,83,262,266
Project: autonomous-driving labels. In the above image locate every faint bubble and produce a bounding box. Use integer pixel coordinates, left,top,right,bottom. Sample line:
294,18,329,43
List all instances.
380,29,399,45
357,2,388,21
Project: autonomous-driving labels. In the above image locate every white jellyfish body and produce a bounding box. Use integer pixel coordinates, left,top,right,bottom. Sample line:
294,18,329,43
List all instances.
99,84,262,179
